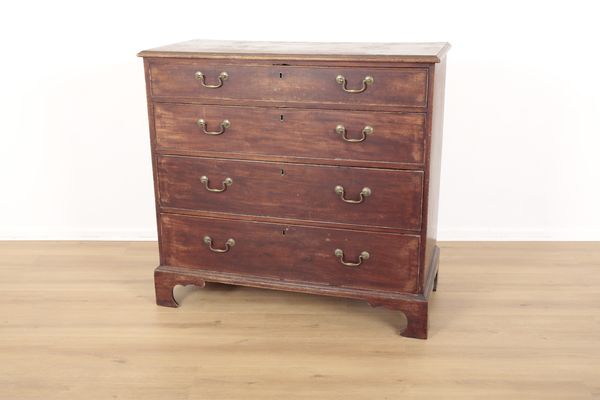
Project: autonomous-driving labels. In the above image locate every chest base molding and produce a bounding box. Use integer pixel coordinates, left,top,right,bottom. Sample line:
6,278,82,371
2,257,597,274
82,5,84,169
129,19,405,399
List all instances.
154,246,439,339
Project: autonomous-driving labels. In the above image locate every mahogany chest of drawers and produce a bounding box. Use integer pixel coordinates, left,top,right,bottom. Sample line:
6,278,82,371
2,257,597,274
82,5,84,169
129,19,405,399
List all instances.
138,40,449,339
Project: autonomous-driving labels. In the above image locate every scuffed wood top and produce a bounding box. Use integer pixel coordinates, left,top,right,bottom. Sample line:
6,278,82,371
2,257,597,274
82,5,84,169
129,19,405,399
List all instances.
138,40,450,63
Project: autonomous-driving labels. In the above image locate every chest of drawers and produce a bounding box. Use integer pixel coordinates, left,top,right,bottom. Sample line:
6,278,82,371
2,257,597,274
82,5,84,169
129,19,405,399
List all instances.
138,40,449,339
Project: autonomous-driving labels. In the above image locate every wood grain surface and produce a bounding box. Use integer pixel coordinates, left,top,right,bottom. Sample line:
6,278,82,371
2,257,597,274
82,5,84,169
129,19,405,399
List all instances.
1,241,598,399
154,103,426,168
421,57,448,291
157,155,424,230
159,213,421,293
149,60,429,108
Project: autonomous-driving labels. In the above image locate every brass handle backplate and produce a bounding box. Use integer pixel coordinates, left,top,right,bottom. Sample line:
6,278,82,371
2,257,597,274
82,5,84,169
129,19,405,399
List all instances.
197,119,230,135
335,125,373,143
334,185,372,204
336,75,373,93
200,176,233,193
194,71,229,88
334,248,370,267
203,236,235,253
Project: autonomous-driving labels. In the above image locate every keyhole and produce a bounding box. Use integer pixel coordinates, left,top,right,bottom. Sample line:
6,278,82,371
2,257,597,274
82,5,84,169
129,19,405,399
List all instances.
280,114,284,121
282,230,286,235
279,72,283,78
280,169,285,175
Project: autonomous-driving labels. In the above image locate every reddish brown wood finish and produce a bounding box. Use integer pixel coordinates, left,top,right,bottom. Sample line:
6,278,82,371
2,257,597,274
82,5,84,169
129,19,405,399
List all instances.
154,267,206,307
150,60,428,109
140,40,449,339
421,57,448,291
154,103,426,168
157,155,423,231
143,59,165,266
160,213,420,293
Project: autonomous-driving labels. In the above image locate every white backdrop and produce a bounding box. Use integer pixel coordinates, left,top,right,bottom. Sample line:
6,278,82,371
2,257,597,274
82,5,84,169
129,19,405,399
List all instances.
1,0,599,240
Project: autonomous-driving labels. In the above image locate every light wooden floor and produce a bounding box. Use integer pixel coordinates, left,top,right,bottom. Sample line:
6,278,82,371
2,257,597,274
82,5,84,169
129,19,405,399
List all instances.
0,242,599,399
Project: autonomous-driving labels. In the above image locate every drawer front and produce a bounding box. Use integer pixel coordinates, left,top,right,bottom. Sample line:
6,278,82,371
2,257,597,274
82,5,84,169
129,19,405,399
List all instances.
150,61,428,108
160,213,420,293
155,104,426,167
157,156,423,230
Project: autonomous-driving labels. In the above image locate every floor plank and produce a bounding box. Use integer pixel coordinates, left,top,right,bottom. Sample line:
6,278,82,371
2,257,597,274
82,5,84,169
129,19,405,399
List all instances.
0,241,599,399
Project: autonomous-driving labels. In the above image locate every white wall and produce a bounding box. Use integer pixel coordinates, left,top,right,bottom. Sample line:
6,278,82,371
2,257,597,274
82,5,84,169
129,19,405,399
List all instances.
1,0,599,240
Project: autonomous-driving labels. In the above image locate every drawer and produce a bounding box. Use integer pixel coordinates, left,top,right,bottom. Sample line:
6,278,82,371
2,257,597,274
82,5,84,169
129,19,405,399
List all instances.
150,61,428,108
157,156,423,230
160,213,420,293
154,104,426,167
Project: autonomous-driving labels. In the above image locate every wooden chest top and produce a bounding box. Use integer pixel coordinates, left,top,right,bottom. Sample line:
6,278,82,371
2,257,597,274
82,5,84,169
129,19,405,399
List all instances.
138,39,450,63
